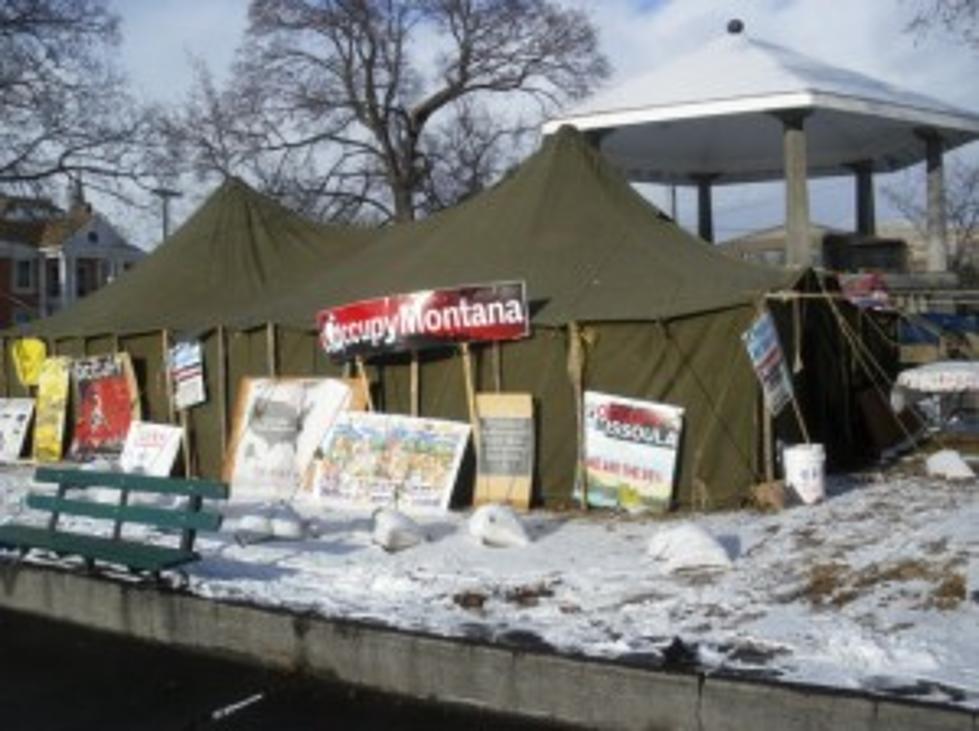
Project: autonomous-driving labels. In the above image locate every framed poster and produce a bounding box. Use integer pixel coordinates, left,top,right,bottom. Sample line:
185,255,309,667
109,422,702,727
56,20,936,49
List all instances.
474,393,534,510
33,356,71,463
0,398,34,462
119,421,183,476
311,412,470,513
579,391,684,514
68,353,140,460
225,378,353,502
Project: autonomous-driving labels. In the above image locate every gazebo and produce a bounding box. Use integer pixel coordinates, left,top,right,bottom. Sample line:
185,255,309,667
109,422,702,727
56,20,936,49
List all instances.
543,21,979,272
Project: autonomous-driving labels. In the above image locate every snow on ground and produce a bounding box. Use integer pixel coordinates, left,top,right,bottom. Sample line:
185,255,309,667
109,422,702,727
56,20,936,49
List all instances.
1,456,978,708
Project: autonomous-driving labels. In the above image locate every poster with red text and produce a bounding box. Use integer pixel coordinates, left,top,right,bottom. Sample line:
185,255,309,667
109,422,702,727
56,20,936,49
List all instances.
69,353,141,460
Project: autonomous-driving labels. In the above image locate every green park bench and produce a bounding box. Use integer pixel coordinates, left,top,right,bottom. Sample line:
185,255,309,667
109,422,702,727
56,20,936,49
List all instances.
0,466,228,579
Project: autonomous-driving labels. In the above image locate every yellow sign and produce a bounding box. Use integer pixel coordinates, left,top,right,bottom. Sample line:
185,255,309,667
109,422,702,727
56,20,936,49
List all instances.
34,357,70,462
12,338,47,387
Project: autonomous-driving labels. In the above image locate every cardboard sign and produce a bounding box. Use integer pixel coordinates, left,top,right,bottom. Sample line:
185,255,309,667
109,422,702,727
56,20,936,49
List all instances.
119,421,183,476
742,310,794,417
474,393,534,510
311,412,470,513
12,338,46,387
318,281,529,360
33,356,71,463
69,353,140,460
580,391,684,513
226,378,353,502
0,398,34,462
168,340,206,410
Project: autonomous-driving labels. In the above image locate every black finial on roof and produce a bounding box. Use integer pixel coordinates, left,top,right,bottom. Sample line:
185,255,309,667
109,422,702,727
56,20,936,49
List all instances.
727,18,744,34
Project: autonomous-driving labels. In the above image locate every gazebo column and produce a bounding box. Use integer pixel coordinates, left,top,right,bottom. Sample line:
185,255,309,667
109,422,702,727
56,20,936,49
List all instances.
917,129,948,272
692,173,718,243
851,160,876,236
779,111,813,268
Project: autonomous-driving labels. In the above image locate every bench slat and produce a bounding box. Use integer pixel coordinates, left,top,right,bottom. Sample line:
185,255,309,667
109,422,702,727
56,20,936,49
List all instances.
26,494,222,533
34,467,228,500
0,524,196,572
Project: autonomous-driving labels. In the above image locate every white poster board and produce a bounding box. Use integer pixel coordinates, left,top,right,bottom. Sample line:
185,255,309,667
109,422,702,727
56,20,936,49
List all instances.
579,391,684,513
119,422,183,477
226,378,352,502
0,398,34,462
311,412,470,513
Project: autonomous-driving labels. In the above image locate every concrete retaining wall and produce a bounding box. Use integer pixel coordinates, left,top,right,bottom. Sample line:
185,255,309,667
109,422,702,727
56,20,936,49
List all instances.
0,564,974,731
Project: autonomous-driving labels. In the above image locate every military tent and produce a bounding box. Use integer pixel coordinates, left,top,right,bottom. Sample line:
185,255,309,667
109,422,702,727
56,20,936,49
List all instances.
6,129,894,508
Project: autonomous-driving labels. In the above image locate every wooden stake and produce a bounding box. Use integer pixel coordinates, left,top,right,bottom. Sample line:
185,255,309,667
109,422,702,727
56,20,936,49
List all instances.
179,409,192,478
410,351,420,417
762,393,774,482
460,343,481,463
492,341,502,393
0,337,7,398
217,326,229,457
567,323,587,510
355,356,374,411
161,329,176,424
266,322,277,377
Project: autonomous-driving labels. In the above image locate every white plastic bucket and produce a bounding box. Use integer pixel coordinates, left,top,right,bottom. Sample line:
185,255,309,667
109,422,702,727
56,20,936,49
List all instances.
782,443,826,504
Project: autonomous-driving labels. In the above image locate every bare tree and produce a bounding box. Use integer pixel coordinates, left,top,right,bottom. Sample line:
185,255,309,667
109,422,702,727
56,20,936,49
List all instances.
904,0,979,48
0,0,150,199
883,159,979,276
173,0,609,222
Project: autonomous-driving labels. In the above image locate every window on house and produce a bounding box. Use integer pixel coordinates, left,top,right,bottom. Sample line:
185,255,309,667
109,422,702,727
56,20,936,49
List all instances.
12,309,32,325
47,259,60,297
87,230,99,244
12,259,35,293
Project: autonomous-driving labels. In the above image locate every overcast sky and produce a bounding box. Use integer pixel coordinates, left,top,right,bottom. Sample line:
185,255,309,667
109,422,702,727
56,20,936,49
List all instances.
109,0,979,245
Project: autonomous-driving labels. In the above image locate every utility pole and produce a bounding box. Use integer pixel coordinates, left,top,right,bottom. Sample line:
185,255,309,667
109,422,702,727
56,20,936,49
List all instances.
151,187,182,241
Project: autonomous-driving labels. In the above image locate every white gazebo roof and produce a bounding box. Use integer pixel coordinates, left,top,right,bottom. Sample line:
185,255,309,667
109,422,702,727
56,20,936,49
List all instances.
543,29,979,184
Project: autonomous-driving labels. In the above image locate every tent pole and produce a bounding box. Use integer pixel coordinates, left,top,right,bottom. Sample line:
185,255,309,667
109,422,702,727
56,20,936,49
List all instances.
355,356,374,411
410,351,420,416
567,322,587,510
0,338,7,398
161,329,176,425
492,342,502,393
460,342,482,464
762,392,774,482
266,322,277,377
218,326,229,457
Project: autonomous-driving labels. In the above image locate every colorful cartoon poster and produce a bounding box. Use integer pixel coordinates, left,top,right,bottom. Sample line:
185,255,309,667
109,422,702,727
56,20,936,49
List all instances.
742,310,794,417
168,340,206,410
119,421,183,476
69,353,141,460
12,338,47,387
33,356,71,463
579,391,684,514
226,378,353,502
0,398,34,462
311,412,471,513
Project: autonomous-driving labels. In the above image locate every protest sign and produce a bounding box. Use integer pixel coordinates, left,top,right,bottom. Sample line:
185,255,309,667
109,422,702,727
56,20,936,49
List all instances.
12,338,46,387
119,422,183,476
742,310,794,416
69,353,140,460
168,340,206,410
311,412,470,513
317,281,529,360
226,378,352,502
0,398,34,462
33,357,71,463
474,393,534,510
579,391,684,513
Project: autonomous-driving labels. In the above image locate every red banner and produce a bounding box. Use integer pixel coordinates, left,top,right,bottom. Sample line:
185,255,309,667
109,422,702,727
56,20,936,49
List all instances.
317,281,529,360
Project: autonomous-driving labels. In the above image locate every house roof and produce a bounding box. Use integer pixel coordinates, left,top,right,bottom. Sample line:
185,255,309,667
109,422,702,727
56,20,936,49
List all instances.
543,28,979,184
0,200,93,250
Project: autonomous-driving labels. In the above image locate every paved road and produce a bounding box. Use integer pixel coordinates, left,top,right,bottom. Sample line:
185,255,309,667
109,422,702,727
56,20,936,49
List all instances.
0,609,574,730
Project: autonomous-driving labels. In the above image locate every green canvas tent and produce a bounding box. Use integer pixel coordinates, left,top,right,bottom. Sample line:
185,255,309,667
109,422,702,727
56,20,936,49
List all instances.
5,129,893,507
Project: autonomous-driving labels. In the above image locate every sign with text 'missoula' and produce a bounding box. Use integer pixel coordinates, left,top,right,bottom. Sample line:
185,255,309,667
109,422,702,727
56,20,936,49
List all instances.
317,281,530,360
